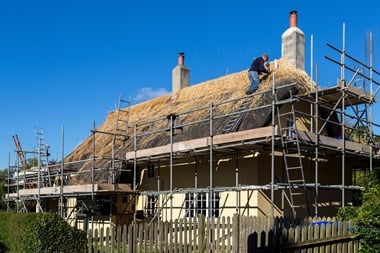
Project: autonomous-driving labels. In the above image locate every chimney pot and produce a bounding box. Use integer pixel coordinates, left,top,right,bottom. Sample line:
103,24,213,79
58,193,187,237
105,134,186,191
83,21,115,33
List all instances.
289,10,298,27
178,52,185,65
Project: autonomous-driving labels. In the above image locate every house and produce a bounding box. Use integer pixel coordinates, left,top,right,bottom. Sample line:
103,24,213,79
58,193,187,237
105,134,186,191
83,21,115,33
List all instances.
6,11,380,228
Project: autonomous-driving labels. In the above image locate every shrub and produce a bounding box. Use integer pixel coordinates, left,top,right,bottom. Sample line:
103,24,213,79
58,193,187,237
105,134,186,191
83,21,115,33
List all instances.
338,172,380,253
355,174,380,252
0,212,87,253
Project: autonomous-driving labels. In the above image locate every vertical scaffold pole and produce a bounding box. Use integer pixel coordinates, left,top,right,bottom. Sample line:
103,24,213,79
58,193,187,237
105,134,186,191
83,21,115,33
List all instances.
208,103,215,250
16,155,19,212
314,62,319,217
209,103,214,218
369,32,374,172
341,23,346,208
60,126,64,218
271,62,276,217
235,153,239,214
133,124,137,222
92,121,96,201
37,131,41,212
310,34,314,132
169,114,174,221
157,161,161,220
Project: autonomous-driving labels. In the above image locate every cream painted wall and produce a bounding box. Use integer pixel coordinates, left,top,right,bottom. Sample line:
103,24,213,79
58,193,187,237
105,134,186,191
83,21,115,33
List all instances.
137,189,281,221
278,101,330,136
137,150,352,218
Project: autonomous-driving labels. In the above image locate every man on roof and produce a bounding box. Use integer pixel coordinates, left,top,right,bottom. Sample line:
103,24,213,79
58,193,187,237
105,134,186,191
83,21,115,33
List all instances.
246,54,270,95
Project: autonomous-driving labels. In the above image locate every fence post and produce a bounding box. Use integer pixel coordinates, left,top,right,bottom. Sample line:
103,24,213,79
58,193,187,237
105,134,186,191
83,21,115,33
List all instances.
128,224,133,253
260,231,266,247
99,227,103,253
93,229,101,252
122,225,127,253
87,229,93,253
117,225,121,253
105,228,109,253
233,213,239,253
198,214,205,253
247,232,258,253
268,230,274,248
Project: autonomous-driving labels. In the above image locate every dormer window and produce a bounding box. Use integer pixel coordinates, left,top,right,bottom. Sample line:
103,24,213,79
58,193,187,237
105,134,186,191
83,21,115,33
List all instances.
286,118,295,137
166,113,183,135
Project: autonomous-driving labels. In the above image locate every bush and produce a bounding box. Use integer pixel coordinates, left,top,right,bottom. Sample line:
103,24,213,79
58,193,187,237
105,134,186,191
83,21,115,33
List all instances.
0,212,87,253
338,172,380,253
336,206,358,221
355,174,380,252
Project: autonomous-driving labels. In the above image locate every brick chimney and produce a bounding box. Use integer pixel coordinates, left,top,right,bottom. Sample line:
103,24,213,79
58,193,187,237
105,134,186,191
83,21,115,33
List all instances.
172,52,190,93
281,10,305,70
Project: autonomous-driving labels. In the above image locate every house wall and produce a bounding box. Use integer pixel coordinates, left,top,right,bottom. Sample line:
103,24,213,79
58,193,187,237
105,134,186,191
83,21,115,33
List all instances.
139,157,260,191
137,152,352,218
137,144,353,219
112,195,133,225
278,101,331,136
66,197,77,226
136,189,282,221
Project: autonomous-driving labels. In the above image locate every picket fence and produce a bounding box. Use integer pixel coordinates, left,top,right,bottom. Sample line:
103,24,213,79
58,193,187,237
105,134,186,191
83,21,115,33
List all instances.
87,215,359,253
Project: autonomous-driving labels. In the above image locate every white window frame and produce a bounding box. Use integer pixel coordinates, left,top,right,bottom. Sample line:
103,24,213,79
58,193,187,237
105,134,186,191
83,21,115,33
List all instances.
286,118,295,138
184,192,220,218
145,195,157,216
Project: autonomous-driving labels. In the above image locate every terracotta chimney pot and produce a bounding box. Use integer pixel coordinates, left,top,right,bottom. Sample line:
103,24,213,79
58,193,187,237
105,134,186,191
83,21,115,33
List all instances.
178,52,185,65
289,10,298,27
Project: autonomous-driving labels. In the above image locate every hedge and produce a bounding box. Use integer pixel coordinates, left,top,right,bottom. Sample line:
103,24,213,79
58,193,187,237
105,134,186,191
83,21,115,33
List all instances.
0,212,87,253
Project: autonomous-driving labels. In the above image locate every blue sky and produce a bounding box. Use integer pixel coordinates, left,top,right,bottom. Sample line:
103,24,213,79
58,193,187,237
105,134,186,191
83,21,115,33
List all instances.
0,0,379,169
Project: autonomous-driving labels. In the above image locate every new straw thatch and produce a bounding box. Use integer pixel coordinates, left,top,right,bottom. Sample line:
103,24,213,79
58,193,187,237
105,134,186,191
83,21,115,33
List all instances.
66,58,314,184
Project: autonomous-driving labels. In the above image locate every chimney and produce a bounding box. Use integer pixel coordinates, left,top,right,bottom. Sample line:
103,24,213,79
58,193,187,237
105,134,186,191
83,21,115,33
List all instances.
281,10,305,70
172,52,190,93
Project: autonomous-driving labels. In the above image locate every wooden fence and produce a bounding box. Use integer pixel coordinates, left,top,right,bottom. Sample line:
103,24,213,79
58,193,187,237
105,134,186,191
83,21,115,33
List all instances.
87,215,359,252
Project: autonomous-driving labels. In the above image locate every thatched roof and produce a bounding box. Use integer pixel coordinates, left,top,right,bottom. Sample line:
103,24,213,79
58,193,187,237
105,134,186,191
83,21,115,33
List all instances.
66,58,314,184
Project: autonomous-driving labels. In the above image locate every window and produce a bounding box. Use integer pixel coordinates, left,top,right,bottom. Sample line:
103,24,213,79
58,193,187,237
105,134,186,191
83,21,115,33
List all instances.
146,195,157,216
286,118,295,137
166,113,183,135
184,193,195,217
94,197,117,215
184,192,220,218
147,163,154,178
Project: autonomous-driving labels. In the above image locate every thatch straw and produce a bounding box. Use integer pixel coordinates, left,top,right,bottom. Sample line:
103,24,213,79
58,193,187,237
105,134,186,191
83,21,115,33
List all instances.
67,58,314,184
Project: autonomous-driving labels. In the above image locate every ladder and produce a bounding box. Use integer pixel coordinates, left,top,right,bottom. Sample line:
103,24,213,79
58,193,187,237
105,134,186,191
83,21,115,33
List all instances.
110,94,131,183
35,129,51,187
222,97,251,133
276,93,310,217
114,94,131,143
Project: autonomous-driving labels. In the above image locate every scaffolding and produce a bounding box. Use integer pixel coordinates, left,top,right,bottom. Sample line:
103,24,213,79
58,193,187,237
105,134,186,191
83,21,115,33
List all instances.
5,30,380,226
